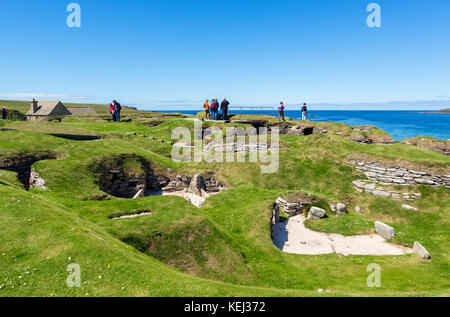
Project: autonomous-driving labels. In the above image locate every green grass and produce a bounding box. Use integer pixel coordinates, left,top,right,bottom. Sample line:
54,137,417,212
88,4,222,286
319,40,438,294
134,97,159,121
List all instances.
0,114,449,297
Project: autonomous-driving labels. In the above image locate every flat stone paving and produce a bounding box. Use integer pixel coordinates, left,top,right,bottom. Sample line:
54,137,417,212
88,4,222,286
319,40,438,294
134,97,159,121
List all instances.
272,215,411,256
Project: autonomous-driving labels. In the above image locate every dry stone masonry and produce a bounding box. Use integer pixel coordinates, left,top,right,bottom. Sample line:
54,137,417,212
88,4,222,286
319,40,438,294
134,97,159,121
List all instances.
349,160,449,188
268,123,327,136
162,174,225,197
275,197,311,217
352,179,422,201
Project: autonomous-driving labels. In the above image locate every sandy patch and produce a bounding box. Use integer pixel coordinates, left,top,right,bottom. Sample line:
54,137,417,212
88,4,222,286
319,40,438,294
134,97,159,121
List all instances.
272,215,411,256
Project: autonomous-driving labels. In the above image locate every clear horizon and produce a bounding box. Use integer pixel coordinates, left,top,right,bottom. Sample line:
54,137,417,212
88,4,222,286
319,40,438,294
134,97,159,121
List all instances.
1,0,449,110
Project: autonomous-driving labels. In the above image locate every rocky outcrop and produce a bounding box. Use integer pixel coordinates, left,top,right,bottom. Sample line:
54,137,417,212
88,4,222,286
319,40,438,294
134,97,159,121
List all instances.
349,160,449,188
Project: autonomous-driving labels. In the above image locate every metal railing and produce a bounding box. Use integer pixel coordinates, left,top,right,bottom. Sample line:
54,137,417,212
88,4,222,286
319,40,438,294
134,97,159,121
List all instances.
229,106,276,122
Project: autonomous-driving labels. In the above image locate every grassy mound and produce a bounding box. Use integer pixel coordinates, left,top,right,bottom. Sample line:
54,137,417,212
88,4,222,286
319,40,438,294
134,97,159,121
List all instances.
0,114,449,296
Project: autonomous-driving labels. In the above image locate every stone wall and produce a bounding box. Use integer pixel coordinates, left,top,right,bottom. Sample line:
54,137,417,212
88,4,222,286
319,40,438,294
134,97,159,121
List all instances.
161,174,225,195
268,124,327,136
99,167,225,199
349,160,449,188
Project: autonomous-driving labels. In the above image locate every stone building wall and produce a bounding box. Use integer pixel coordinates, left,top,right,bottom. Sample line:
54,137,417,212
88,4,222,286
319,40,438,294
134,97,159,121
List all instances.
349,160,449,188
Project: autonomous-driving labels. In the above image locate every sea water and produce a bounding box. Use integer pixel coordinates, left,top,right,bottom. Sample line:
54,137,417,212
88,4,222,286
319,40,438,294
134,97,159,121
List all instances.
154,110,450,141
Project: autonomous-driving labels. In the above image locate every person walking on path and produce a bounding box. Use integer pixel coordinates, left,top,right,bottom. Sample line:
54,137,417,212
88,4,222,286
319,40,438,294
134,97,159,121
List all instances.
301,103,308,121
1,106,7,120
109,103,116,122
113,100,122,122
278,102,286,121
220,97,230,120
204,99,210,119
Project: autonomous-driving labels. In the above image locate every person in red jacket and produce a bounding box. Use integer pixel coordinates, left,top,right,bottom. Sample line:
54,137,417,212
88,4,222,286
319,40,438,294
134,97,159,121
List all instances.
109,103,116,121
1,106,7,120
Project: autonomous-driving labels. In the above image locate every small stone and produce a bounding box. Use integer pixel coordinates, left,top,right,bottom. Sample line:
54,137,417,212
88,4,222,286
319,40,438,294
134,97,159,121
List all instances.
308,207,326,219
402,204,418,211
412,242,430,259
355,206,361,213
336,203,347,216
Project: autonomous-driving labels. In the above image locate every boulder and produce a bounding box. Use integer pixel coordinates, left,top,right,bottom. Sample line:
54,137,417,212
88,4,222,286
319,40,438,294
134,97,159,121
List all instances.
412,241,431,259
336,203,347,216
307,206,326,219
374,221,395,240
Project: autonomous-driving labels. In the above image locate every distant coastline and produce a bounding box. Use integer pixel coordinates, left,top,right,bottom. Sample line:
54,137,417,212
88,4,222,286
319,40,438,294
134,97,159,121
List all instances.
420,108,450,114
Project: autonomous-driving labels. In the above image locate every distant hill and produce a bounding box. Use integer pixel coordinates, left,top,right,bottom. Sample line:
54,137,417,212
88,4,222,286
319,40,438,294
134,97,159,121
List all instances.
438,108,450,113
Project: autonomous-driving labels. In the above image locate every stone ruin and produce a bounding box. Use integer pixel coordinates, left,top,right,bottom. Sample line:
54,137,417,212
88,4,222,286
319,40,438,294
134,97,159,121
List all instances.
0,152,56,190
159,173,225,198
92,155,225,200
267,123,327,136
350,160,449,187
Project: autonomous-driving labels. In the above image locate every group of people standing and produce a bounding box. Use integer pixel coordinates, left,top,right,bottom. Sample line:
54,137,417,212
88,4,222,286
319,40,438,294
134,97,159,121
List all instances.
277,102,308,121
204,98,230,120
109,100,122,122
1,106,8,120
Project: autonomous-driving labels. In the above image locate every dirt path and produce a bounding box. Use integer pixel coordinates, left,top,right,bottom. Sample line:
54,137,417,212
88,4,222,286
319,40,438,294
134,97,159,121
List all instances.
272,215,411,256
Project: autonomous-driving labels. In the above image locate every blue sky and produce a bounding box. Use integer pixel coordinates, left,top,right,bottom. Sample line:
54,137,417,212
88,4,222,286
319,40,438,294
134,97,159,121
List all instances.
0,0,449,110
